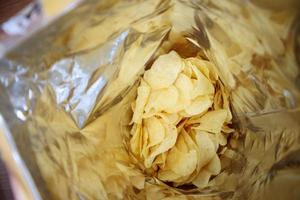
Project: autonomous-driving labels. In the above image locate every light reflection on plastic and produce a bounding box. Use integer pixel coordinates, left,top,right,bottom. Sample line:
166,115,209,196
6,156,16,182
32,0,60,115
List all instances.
15,110,26,121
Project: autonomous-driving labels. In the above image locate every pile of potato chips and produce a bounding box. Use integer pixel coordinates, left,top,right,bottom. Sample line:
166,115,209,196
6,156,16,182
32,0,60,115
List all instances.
1,0,298,199
130,51,233,187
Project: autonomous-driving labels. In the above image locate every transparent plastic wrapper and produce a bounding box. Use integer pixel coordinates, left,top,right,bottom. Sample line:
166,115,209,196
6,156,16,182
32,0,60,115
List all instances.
0,0,300,199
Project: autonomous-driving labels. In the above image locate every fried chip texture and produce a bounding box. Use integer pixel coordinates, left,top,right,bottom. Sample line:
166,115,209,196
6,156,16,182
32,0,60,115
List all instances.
130,51,232,187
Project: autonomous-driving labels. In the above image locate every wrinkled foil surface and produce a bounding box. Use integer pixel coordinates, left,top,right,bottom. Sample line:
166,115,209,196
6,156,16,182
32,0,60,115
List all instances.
0,0,300,199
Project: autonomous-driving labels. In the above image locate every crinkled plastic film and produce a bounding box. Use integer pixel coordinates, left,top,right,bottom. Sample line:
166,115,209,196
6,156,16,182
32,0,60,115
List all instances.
0,0,299,199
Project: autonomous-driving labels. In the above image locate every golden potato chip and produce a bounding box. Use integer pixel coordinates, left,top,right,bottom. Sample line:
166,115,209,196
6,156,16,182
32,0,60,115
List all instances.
156,113,181,125
191,78,214,99
159,132,199,182
205,155,221,175
175,133,189,154
192,154,221,188
217,132,228,146
144,117,165,148
194,132,216,169
144,51,183,90
192,109,227,133
129,52,233,188
131,79,151,124
152,152,167,168
190,67,215,98
205,133,219,152
166,147,198,177
192,169,211,188
144,123,177,168
187,58,219,82
130,124,142,156
183,95,213,117
144,85,179,114
141,125,150,158
182,60,193,78
174,73,193,103
158,169,182,182
180,129,199,154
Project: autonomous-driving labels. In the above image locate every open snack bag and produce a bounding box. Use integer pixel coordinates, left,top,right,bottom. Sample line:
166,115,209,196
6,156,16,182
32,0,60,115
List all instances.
0,0,299,199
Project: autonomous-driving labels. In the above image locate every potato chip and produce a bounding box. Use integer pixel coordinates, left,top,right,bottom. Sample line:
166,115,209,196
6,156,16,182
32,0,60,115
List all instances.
192,169,211,188
144,123,177,168
141,125,150,159
183,95,213,117
194,131,216,169
158,169,182,182
166,148,198,177
175,133,189,154
156,113,181,125
144,117,165,148
182,60,193,78
158,132,198,182
217,132,228,146
152,152,167,168
129,52,233,188
192,109,227,133
180,129,199,155
130,124,142,156
205,155,221,175
175,73,193,103
190,67,215,98
131,79,151,124
144,51,183,90
144,85,179,114
205,133,219,151
187,58,219,82
192,155,221,188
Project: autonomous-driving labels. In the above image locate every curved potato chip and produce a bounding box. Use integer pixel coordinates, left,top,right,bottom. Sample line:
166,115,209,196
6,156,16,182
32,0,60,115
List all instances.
190,66,215,98
183,95,213,117
144,117,165,148
153,152,167,168
175,73,193,103
194,132,216,169
213,90,223,110
158,169,182,182
192,78,215,99
180,128,198,153
217,132,227,146
129,52,233,187
180,129,204,182
192,169,211,188
206,133,219,152
182,60,193,78
187,58,219,82
141,125,150,159
164,132,198,180
192,155,221,188
192,109,227,133
205,155,221,175
131,79,151,123
144,51,183,89
145,85,179,113
165,147,198,177
130,124,143,156
156,113,181,125
176,133,189,154
144,123,177,168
